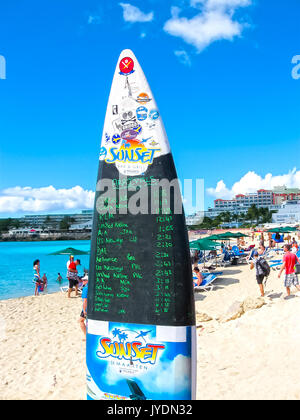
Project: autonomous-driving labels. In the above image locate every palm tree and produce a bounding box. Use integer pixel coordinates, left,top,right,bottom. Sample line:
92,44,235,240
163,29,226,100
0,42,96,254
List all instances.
112,328,122,339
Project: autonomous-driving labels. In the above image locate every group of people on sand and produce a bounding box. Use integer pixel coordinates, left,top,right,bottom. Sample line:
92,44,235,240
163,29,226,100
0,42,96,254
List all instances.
191,235,300,300
251,243,300,298
33,256,88,336
32,255,83,297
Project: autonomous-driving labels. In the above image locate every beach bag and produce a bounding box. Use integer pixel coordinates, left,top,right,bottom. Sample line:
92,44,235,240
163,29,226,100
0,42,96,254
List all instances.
295,264,300,275
258,259,271,277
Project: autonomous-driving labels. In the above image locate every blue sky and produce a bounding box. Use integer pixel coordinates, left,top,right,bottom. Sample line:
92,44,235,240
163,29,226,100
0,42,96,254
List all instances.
0,0,300,216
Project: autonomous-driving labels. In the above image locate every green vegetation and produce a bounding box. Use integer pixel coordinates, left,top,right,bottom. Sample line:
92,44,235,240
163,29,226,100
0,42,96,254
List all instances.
59,216,75,231
188,205,277,231
0,218,22,232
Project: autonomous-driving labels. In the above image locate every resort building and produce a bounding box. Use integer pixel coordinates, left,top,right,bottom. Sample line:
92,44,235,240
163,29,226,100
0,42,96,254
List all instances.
69,220,93,231
186,185,300,225
20,210,93,229
272,200,300,224
211,186,300,216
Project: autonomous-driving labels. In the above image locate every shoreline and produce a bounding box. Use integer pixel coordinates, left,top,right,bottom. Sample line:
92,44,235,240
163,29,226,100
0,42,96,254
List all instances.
0,235,91,243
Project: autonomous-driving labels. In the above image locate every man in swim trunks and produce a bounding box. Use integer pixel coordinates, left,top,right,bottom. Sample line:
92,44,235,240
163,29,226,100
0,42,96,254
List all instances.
278,244,300,297
67,259,81,298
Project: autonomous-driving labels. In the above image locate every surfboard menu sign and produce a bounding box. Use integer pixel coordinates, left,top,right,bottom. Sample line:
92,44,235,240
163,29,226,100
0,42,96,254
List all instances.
87,49,196,401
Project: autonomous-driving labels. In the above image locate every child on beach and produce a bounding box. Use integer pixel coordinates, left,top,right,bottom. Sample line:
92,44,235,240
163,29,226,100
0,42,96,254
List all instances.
79,276,88,336
42,274,48,291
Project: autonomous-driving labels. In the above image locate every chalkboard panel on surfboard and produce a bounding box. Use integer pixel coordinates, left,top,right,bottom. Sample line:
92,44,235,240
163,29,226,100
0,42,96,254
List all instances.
86,49,196,400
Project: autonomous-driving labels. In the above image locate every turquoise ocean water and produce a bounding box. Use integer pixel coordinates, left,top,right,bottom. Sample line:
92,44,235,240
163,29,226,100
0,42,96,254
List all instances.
0,240,91,300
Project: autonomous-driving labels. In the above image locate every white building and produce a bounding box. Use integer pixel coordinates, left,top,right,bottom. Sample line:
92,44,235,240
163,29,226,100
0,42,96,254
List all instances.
7,228,43,237
186,212,204,226
272,200,300,224
69,220,93,231
21,210,93,229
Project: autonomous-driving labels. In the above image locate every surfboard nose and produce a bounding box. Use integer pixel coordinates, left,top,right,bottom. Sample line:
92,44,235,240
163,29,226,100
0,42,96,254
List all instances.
119,48,135,57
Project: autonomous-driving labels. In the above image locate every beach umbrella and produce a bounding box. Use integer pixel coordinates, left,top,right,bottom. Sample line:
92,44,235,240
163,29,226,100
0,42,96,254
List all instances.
282,227,297,232
205,234,222,241
266,228,282,233
189,240,217,251
236,232,250,238
224,232,238,238
190,239,220,268
49,247,89,256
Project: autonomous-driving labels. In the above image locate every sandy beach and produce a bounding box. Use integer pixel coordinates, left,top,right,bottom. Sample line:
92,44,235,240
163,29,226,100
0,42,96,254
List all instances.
1,237,300,400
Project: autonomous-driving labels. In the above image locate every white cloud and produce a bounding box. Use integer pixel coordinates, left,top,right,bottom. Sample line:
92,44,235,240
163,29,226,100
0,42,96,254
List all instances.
141,354,191,396
164,0,251,52
174,50,192,66
87,15,101,25
0,186,95,214
191,0,251,10
207,169,300,200
119,3,154,23
101,353,191,397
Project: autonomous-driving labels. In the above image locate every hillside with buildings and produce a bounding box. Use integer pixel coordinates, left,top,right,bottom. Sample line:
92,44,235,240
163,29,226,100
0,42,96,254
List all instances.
187,186,300,228
0,210,93,241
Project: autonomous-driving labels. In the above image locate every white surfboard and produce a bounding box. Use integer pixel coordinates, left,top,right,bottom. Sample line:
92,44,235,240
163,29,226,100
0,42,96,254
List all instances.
87,49,196,401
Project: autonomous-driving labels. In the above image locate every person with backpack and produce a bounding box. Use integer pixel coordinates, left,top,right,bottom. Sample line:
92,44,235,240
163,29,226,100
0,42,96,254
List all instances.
250,245,270,297
278,244,300,297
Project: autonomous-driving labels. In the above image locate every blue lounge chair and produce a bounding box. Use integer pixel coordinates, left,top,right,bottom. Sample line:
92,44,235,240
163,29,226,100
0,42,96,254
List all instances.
232,245,245,256
219,249,232,267
193,273,221,292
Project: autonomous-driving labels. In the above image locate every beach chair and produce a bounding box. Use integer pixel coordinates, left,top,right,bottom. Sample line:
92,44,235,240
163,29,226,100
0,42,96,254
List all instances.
60,285,83,294
246,248,256,264
193,273,220,292
219,250,232,267
231,246,248,263
61,277,85,295
244,244,255,252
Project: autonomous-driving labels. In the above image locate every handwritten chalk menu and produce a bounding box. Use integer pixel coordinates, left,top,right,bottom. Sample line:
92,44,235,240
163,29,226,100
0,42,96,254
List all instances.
88,155,195,326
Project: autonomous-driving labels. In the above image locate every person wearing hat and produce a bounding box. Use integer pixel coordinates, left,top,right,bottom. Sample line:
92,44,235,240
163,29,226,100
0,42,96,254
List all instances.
67,259,81,298
250,246,268,297
79,275,88,336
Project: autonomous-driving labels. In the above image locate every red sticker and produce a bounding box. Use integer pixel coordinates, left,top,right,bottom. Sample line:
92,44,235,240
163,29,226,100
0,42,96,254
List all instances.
119,57,134,74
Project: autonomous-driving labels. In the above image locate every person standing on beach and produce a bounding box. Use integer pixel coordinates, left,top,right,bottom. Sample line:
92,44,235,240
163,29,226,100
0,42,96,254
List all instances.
67,255,74,270
33,259,42,296
278,244,300,297
67,259,81,298
79,276,88,336
250,246,269,297
259,232,266,249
